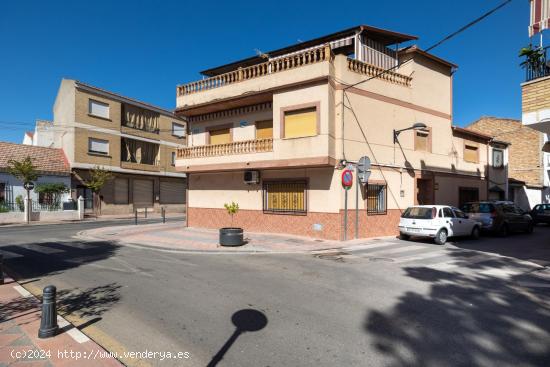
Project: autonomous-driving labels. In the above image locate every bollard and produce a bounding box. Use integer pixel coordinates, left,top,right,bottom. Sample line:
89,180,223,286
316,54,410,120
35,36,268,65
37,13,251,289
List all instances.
38,285,59,338
0,253,4,285
162,207,165,224
144,207,147,218
135,210,138,225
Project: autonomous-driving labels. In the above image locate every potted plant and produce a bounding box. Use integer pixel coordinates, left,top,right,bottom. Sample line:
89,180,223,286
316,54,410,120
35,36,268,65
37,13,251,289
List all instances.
519,44,548,78
219,201,244,246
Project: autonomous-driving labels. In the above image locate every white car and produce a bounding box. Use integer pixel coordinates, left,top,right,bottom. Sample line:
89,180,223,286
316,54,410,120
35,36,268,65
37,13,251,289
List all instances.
398,205,481,245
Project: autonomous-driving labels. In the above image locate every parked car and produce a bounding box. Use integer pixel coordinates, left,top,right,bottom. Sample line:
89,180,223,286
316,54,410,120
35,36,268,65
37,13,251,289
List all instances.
530,203,550,225
461,201,534,236
398,205,481,245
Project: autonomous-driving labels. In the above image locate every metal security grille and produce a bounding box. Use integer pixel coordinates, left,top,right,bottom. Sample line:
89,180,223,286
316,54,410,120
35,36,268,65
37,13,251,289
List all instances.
114,178,129,204
367,184,387,215
160,180,185,204
263,181,307,214
133,179,154,207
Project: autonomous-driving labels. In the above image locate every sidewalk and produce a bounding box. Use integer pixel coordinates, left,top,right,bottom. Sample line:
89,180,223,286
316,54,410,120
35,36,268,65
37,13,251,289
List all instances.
0,275,122,367
0,213,185,228
79,222,391,253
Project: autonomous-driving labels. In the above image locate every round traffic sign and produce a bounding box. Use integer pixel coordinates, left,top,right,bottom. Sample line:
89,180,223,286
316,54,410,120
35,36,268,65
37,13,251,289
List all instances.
341,169,353,189
23,181,35,191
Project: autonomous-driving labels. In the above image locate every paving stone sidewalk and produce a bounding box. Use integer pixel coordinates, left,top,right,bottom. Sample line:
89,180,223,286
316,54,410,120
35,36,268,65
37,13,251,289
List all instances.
79,223,384,253
0,275,122,367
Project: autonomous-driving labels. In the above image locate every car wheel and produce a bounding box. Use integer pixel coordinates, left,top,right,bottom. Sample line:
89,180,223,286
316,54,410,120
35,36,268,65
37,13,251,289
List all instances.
434,229,448,245
471,226,480,240
497,223,509,237
526,222,534,234
399,233,410,241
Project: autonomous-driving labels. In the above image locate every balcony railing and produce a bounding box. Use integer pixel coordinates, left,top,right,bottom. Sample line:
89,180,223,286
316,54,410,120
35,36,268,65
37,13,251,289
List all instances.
348,58,412,86
122,121,160,134
177,138,273,159
177,45,332,96
525,47,550,82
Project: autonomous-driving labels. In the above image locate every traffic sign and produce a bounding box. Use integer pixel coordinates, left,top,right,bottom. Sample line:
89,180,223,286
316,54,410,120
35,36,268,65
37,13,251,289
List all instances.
23,182,35,191
341,169,353,190
357,156,371,184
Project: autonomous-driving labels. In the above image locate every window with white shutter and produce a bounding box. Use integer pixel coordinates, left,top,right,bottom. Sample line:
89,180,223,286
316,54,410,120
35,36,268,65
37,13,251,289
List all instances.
89,99,110,119
172,123,186,138
88,138,109,155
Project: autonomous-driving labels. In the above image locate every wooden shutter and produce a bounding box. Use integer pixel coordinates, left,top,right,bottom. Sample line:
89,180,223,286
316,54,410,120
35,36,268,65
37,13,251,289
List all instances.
415,130,430,152
263,181,306,214
133,179,153,207
114,178,129,204
160,180,185,204
209,128,231,145
284,107,317,138
464,145,479,163
256,120,273,139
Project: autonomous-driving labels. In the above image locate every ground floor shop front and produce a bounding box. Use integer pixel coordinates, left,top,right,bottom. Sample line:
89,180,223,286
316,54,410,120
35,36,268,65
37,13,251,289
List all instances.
72,169,187,215
186,166,488,240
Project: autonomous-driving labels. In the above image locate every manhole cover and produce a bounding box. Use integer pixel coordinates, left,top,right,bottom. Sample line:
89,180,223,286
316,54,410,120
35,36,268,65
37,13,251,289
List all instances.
314,251,349,262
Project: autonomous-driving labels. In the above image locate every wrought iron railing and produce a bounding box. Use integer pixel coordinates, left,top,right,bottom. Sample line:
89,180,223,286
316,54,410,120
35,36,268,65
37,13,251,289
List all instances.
32,201,62,212
0,201,24,213
526,47,550,82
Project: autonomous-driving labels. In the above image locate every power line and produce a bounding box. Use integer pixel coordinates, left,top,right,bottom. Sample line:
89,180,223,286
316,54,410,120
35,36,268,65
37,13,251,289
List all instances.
343,0,513,90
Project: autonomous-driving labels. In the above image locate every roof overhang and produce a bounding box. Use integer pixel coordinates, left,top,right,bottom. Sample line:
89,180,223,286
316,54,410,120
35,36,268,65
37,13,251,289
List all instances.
199,25,418,77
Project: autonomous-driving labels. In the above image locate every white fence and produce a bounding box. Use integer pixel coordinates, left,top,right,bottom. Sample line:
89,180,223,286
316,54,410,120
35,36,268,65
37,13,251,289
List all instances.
0,196,84,225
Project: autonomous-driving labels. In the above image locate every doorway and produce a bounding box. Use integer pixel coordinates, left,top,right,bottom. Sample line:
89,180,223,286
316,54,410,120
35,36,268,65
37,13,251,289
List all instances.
76,186,94,212
416,178,433,205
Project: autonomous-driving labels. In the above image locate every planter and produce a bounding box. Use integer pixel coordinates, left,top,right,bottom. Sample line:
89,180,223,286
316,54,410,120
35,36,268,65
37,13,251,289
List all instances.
219,227,244,247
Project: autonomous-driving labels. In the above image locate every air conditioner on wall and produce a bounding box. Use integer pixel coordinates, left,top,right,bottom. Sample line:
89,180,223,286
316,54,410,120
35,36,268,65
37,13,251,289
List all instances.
244,170,260,184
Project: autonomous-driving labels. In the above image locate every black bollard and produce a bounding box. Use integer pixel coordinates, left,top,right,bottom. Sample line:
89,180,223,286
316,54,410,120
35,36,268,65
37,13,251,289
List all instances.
0,253,4,285
162,207,165,224
38,285,59,338
144,207,147,218
135,210,138,225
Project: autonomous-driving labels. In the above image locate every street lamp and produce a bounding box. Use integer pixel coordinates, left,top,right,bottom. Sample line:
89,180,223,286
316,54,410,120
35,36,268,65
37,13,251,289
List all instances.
393,123,427,144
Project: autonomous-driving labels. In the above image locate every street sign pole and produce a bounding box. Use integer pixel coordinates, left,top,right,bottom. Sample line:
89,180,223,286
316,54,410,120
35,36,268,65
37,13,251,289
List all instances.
344,188,348,241
355,167,359,239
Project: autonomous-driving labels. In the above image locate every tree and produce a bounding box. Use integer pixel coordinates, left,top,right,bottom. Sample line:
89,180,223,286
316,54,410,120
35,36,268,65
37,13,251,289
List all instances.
82,166,113,216
35,183,70,208
519,44,546,71
224,201,239,227
7,156,39,200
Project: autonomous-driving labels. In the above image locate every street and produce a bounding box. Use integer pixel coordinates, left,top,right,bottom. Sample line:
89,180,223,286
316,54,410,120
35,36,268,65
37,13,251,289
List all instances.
1,221,550,367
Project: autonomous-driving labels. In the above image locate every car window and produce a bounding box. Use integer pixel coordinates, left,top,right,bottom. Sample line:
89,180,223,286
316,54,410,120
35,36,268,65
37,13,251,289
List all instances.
402,207,434,219
453,209,467,219
514,206,525,214
442,208,454,218
502,205,515,214
461,203,493,213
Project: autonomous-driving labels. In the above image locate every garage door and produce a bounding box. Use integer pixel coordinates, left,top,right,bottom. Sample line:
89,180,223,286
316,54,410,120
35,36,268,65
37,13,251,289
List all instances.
133,179,154,207
114,178,129,204
160,180,185,204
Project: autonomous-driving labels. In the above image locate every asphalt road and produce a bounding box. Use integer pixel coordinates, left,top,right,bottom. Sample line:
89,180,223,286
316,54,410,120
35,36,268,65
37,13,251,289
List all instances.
1,221,549,367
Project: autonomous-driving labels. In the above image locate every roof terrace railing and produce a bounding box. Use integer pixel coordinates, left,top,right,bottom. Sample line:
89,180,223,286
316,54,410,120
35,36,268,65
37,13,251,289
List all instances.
177,138,273,159
177,45,333,96
525,47,550,82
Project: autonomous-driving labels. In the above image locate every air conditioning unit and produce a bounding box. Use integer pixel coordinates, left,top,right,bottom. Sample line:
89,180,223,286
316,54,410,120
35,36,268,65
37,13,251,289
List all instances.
244,170,260,184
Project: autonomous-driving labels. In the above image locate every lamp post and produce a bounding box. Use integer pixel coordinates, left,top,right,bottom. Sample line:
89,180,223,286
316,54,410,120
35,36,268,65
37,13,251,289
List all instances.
393,123,428,144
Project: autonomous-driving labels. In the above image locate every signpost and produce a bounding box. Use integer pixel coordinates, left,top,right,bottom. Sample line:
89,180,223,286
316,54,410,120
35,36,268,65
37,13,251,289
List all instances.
23,182,34,224
342,169,353,241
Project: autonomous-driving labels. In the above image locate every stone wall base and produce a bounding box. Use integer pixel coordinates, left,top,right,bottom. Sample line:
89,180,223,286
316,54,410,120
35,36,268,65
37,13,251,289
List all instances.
187,207,401,240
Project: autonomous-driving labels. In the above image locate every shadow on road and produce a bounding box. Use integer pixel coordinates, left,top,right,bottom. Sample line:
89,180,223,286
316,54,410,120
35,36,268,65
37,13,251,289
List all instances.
208,309,268,367
364,257,550,366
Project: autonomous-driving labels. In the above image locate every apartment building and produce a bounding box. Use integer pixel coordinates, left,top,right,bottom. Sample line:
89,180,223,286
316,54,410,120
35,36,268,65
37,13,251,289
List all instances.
27,79,187,215
174,25,493,240
467,117,549,209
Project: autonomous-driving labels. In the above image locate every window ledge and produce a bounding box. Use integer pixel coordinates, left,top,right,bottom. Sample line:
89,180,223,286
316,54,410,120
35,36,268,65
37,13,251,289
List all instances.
281,134,318,140
88,152,111,158
88,113,112,121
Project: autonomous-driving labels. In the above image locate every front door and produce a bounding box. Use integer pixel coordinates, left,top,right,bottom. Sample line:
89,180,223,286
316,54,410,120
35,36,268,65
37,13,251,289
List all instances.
416,178,433,205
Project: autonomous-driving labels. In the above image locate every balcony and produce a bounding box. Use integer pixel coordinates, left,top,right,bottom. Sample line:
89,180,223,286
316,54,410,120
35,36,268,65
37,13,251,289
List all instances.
347,58,412,86
120,160,161,172
525,47,550,82
178,138,273,159
176,46,333,112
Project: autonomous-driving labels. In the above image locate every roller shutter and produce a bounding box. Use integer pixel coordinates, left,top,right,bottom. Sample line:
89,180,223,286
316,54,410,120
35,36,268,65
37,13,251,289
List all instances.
160,180,185,204
114,178,129,204
133,179,154,207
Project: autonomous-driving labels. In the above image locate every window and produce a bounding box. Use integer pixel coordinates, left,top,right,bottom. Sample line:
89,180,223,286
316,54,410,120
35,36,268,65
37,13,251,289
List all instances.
442,207,454,218
89,99,110,119
38,192,54,205
172,122,186,138
283,107,317,138
209,128,231,145
464,144,479,163
415,129,431,152
366,183,387,215
492,149,504,168
263,181,307,214
88,138,109,155
0,182,5,202
453,208,467,219
171,152,176,166
256,120,273,139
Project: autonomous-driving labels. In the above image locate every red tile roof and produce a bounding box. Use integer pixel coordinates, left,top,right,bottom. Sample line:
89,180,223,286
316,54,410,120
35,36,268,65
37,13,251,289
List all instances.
0,142,70,175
